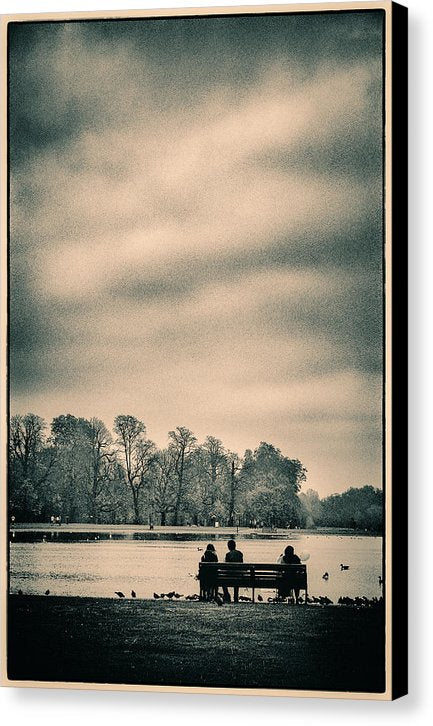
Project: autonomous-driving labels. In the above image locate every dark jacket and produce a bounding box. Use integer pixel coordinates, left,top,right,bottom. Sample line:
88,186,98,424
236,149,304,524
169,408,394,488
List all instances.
225,549,243,563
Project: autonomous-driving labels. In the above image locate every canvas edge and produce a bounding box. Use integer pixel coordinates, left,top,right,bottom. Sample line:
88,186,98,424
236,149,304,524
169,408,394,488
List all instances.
389,0,408,702
0,0,402,701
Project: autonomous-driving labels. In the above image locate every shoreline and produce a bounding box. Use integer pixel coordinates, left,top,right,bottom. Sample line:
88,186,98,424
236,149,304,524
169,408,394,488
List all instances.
9,523,383,541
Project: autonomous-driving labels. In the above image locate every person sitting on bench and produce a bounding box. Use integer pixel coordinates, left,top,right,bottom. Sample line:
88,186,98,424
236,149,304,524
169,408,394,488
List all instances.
201,544,218,600
222,539,243,603
277,545,301,603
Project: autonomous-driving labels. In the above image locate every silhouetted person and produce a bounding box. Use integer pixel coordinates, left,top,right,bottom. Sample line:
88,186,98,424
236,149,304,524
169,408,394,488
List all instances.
223,539,243,603
201,543,218,563
201,543,218,600
277,545,301,603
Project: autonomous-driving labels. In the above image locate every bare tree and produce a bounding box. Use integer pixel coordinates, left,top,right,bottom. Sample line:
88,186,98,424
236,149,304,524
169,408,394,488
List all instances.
9,414,56,519
85,418,120,522
151,448,177,525
114,415,155,524
191,436,229,524
10,414,54,485
168,426,197,525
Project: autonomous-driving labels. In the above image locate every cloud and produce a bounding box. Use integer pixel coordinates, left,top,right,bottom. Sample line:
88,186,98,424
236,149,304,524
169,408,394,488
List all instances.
9,11,384,495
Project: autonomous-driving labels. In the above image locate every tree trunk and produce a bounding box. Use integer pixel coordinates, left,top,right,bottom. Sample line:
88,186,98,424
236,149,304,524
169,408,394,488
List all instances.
173,451,185,525
228,460,236,527
131,488,141,524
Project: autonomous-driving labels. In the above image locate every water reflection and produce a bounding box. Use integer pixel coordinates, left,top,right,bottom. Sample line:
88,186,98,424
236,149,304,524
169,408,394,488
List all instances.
10,535,383,602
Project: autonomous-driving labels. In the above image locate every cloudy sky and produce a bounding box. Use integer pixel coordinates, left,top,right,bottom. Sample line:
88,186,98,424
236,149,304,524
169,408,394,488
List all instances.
9,10,384,496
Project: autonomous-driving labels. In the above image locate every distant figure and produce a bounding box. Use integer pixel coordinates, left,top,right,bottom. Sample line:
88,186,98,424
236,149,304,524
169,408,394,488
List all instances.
56,516,61,526
131,590,136,598
277,545,301,603
201,543,218,601
322,572,329,580
50,516,55,526
223,539,243,603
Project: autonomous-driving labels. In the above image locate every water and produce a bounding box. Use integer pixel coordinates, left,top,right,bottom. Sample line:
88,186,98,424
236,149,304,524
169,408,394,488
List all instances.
9,535,383,602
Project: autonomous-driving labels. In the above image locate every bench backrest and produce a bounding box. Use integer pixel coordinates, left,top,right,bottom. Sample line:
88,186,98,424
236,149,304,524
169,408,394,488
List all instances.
199,562,307,589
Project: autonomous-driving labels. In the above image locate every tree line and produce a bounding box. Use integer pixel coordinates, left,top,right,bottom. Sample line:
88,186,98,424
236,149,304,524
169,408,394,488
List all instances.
8,413,383,531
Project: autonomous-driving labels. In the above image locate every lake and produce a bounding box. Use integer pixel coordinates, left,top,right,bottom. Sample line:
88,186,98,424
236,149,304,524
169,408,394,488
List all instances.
9,534,383,602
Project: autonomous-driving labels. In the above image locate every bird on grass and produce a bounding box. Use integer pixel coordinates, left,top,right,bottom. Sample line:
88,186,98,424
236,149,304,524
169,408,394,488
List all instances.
319,596,333,606
115,591,125,598
340,564,350,571
45,590,50,596
131,590,136,598
322,572,329,580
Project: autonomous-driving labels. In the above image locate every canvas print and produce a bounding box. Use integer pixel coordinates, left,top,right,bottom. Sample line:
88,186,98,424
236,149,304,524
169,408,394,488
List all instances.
2,1,407,699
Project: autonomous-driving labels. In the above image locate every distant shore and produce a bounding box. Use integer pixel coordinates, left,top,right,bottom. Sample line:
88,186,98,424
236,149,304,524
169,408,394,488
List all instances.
7,595,385,693
9,523,382,540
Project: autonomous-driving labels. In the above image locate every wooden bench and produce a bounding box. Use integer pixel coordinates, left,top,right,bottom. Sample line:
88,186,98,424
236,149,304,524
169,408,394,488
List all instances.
198,562,308,603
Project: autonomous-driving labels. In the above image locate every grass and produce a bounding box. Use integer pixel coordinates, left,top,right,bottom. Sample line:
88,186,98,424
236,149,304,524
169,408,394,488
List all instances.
7,596,385,693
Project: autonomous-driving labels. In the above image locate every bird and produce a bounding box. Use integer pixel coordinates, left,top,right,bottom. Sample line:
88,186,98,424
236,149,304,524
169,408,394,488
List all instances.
257,594,263,602
45,589,50,595
378,576,383,586
131,590,136,598
322,572,329,580
115,591,125,598
340,564,350,570
167,591,175,599
197,547,203,551
320,596,333,605
153,593,160,599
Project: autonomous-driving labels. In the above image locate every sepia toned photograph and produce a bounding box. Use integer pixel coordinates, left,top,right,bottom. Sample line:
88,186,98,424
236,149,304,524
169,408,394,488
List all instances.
2,1,407,700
